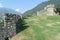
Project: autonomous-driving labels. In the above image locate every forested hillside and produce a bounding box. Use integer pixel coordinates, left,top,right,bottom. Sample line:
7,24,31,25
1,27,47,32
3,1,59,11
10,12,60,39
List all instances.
23,0,60,17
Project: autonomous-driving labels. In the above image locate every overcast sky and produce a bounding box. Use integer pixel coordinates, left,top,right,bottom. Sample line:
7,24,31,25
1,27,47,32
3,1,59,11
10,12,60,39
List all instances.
0,0,48,13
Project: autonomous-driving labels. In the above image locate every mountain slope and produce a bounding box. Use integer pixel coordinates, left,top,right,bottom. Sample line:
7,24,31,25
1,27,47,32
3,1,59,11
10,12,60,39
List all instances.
0,7,20,19
23,0,60,17
0,8,20,15
23,1,50,17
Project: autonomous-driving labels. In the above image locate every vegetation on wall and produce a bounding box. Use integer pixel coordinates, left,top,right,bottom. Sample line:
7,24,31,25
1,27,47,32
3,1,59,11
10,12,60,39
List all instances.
0,21,3,28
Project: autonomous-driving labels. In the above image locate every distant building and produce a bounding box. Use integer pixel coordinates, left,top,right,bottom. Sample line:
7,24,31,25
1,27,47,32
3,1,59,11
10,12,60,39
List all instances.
44,4,55,16
37,4,59,16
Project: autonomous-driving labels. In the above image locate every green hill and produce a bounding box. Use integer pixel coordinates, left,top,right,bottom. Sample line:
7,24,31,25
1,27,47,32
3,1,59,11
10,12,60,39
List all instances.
23,1,50,17
23,0,60,17
11,16,60,40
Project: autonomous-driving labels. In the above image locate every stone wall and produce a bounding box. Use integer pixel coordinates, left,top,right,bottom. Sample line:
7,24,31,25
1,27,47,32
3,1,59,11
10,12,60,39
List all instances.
0,13,21,40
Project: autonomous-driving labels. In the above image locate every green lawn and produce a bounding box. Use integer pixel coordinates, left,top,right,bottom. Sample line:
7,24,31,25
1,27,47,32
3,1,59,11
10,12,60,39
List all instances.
11,16,60,40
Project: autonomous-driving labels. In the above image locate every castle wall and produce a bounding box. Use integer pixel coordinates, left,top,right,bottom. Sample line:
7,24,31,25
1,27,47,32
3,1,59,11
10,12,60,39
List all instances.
0,13,21,40
37,4,59,16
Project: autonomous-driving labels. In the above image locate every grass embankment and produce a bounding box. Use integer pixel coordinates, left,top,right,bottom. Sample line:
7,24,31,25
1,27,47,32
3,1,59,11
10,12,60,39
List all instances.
11,16,60,40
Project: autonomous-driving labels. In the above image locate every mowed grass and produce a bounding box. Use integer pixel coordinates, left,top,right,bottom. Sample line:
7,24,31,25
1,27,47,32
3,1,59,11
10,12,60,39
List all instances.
11,16,60,40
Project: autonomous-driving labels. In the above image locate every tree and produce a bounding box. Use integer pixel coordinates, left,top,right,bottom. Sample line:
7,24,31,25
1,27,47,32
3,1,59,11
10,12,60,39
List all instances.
54,7,60,15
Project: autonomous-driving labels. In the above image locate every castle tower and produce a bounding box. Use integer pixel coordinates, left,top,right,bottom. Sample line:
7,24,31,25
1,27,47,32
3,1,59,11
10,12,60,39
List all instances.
44,4,56,16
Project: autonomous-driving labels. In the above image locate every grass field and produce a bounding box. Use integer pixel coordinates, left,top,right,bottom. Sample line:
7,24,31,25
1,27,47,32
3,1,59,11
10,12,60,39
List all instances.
11,16,60,40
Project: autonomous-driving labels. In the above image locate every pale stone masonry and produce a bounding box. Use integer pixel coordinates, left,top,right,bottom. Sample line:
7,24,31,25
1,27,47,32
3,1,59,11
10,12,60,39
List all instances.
37,4,59,16
0,13,21,40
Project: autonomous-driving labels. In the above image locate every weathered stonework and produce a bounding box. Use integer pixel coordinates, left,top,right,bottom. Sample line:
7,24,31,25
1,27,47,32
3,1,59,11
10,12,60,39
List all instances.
0,13,21,40
37,4,59,16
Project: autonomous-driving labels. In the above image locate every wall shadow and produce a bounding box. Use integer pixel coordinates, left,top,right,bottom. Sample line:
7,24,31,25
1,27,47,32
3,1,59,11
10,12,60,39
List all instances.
5,37,9,40
16,18,29,34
